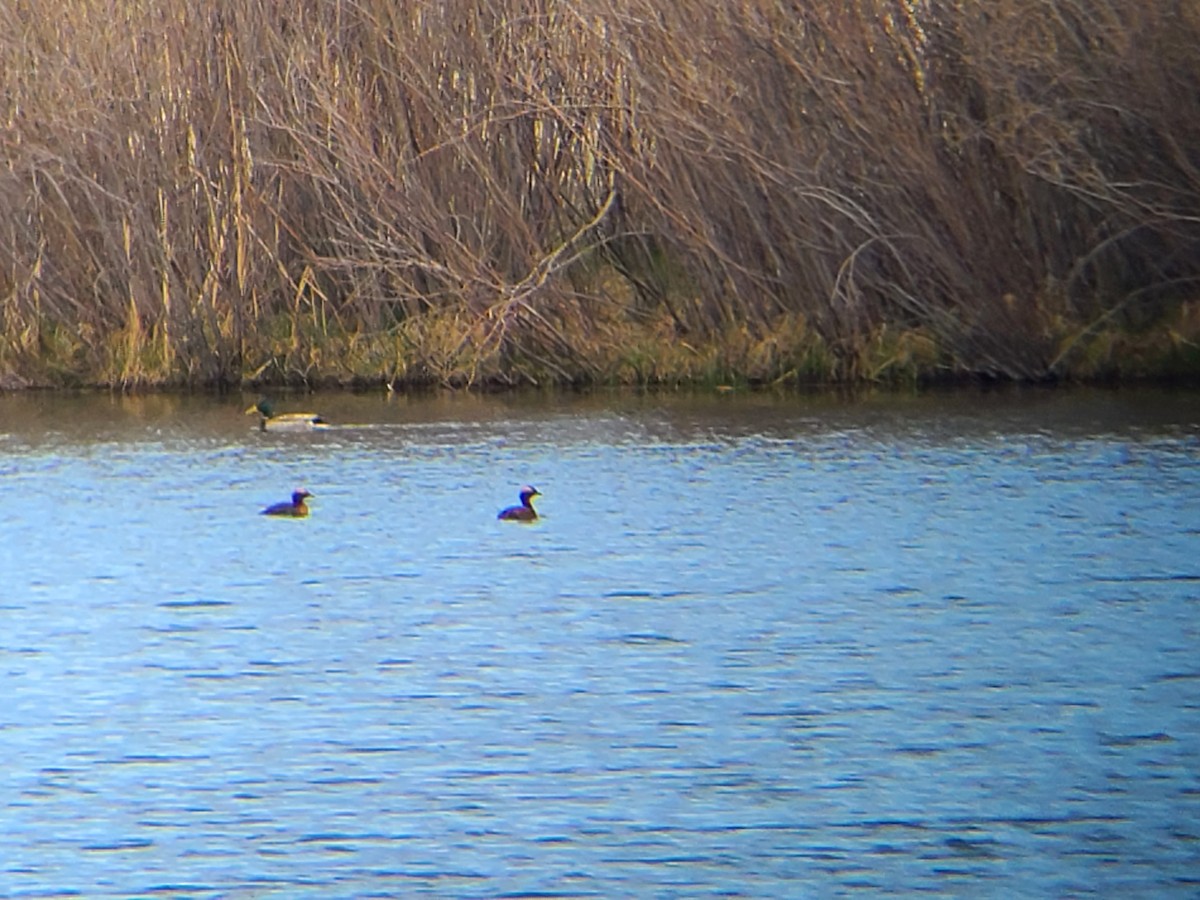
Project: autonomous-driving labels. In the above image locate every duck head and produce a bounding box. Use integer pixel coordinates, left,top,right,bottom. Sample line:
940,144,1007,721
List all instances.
245,399,275,418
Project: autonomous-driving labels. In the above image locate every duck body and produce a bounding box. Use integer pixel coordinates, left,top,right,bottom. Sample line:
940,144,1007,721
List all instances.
245,399,328,432
262,489,313,517
498,485,540,521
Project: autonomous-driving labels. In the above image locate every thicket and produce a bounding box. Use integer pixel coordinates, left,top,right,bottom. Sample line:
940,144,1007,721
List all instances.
1,0,1199,389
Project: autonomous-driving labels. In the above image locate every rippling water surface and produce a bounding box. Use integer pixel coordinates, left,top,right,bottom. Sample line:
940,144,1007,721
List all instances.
1,387,1198,897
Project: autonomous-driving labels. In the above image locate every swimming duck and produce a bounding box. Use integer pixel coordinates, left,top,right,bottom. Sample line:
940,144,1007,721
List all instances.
498,485,541,521
261,489,313,517
245,399,328,432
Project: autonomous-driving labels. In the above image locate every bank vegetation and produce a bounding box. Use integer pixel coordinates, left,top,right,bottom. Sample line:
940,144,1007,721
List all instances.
2,0,1199,389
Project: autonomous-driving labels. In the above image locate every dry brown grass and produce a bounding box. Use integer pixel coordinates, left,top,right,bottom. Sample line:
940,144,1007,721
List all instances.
1,0,1198,388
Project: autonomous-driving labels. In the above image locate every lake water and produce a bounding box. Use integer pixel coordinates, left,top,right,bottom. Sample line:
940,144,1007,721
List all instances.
0,387,1198,897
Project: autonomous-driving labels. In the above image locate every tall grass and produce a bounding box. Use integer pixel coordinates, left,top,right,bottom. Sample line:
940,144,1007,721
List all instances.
1,0,1198,388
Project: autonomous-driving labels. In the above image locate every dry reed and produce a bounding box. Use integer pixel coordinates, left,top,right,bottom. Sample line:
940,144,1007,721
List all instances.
1,0,1198,389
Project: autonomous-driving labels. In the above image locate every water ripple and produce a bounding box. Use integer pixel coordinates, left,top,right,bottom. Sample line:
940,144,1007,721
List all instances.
1,389,1199,897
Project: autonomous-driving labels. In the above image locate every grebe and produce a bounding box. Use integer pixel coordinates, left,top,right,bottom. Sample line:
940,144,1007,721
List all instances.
261,489,313,517
498,485,541,521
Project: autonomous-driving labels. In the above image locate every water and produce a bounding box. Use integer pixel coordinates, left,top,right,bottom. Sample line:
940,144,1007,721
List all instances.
1,387,1198,897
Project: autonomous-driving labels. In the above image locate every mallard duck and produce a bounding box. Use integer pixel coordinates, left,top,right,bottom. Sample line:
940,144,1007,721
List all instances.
498,485,541,521
261,489,313,517
245,398,328,432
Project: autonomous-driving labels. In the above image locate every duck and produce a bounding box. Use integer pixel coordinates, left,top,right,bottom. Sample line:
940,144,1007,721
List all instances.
498,485,541,521
245,398,329,432
261,489,313,517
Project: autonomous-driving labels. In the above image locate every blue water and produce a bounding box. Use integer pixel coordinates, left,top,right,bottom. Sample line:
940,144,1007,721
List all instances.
1,388,1198,897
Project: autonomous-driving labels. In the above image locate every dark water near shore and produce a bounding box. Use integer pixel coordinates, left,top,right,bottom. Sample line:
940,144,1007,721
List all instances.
1,387,1198,897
